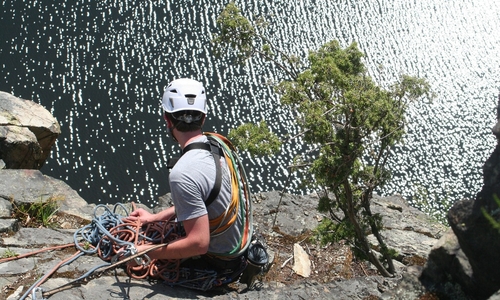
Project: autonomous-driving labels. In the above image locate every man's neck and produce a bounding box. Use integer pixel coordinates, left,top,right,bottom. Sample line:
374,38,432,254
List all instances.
176,130,204,149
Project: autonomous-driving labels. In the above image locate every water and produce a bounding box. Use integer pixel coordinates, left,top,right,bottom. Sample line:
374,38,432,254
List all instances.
1,0,499,209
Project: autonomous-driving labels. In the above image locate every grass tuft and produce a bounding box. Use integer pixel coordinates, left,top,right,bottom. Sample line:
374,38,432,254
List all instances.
11,195,63,228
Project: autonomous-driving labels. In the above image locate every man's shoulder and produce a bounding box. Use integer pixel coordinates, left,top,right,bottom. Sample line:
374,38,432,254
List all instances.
171,152,214,176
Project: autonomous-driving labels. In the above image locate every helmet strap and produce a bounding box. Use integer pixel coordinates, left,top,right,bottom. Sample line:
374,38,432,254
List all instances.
164,113,179,143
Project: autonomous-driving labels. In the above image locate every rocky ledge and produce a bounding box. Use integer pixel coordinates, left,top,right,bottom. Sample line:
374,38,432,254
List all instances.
0,169,449,300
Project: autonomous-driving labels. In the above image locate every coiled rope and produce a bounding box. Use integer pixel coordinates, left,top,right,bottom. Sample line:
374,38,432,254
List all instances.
73,203,185,281
13,203,185,299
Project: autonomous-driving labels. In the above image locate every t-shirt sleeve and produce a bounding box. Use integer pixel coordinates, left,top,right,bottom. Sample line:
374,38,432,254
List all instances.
169,153,214,222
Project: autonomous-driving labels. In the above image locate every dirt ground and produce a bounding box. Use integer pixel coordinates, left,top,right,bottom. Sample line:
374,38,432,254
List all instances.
259,228,379,286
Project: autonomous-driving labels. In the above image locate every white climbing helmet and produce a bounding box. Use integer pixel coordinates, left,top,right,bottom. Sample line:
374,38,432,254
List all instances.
162,78,207,115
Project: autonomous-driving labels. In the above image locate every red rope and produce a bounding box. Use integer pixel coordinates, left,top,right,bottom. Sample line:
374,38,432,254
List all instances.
98,214,183,280
0,243,82,264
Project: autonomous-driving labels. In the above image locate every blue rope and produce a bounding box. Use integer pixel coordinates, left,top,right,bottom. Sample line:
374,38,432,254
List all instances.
74,203,134,259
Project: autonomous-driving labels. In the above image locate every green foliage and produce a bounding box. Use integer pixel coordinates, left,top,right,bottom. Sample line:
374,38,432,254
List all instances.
83,241,91,251
212,2,255,62
392,75,436,101
481,194,500,233
385,248,399,260
228,120,281,156
213,3,433,277
1,248,18,259
313,218,356,245
11,196,62,228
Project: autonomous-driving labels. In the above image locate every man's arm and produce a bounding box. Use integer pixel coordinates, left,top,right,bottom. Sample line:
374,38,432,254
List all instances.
134,213,210,260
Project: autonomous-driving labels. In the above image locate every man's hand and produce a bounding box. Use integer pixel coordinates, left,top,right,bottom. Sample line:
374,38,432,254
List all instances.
124,206,176,224
124,208,155,223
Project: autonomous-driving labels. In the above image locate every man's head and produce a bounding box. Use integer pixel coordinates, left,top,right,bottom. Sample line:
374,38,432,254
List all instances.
162,78,207,133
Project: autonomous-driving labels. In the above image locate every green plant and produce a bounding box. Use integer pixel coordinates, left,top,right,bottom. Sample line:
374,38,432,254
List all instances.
83,241,91,251
1,248,18,259
213,3,433,277
481,194,500,232
11,196,62,228
228,120,281,156
313,218,355,245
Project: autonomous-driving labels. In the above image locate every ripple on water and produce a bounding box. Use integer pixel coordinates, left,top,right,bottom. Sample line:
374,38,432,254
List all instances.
0,0,499,210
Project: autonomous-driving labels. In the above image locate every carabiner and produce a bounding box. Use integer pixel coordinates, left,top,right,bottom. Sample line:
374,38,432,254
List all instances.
31,287,47,300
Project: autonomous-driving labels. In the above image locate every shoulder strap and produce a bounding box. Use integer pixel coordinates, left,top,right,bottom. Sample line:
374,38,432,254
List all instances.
181,139,223,207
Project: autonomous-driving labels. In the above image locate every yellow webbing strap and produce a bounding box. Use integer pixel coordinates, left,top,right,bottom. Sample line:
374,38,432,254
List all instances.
203,132,252,257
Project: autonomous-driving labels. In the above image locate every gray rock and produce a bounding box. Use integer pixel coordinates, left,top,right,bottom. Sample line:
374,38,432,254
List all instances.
0,258,35,275
381,272,438,300
0,169,93,221
371,195,447,240
0,219,19,233
252,191,325,236
368,195,447,262
0,198,12,218
419,228,473,298
489,290,500,300
0,91,61,169
2,228,74,247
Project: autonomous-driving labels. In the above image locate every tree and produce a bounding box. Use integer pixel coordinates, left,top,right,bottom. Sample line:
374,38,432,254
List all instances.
213,2,433,277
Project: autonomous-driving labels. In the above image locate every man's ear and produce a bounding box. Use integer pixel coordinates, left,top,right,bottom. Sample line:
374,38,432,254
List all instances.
164,113,173,128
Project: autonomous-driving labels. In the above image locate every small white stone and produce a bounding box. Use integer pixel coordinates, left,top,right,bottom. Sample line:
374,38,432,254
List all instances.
7,285,24,300
292,243,311,277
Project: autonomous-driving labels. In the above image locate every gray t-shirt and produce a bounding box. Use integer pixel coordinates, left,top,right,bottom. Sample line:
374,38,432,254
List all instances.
169,135,244,255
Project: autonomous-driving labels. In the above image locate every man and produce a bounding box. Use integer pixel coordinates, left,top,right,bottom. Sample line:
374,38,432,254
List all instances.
126,78,253,289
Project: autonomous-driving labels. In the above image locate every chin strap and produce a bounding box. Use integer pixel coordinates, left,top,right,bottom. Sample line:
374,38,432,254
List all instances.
164,112,179,143
166,126,178,142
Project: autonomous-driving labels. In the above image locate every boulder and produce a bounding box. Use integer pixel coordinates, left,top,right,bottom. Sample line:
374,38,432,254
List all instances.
0,91,61,169
444,159,500,300
419,228,472,299
446,96,500,299
0,169,93,221
419,94,500,300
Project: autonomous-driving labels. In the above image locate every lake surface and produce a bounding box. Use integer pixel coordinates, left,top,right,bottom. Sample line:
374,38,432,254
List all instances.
1,0,499,211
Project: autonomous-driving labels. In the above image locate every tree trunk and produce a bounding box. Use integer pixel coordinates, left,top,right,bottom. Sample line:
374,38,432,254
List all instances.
361,190,396,275
342,181,393,277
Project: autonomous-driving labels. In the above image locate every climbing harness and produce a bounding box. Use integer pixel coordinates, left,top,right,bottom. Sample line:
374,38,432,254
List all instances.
179,132,254,258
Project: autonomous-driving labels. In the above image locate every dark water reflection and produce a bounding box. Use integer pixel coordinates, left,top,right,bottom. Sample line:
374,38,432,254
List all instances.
1,0,499,209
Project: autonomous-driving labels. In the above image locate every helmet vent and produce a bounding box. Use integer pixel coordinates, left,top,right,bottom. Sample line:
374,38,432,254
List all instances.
185,94,196,105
